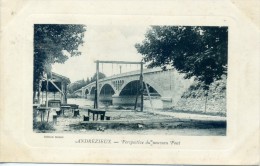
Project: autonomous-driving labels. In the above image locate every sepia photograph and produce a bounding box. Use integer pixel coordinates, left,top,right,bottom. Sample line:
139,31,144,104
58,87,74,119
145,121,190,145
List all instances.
33,24,228,136
1,0,259,164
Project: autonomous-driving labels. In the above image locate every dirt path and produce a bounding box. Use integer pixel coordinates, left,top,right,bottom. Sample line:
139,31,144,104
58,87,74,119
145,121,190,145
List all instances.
146,109,226,121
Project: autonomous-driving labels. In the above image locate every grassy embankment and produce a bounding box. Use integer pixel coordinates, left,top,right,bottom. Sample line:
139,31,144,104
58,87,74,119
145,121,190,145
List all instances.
173,75,227,116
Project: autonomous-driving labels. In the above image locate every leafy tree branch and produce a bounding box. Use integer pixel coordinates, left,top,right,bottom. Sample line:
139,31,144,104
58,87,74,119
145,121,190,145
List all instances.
135,26,228,89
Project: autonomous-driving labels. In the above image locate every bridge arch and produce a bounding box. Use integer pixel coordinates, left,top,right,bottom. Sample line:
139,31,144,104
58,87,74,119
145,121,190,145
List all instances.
99,83,116,96
143,77,164,96
83,88,90,98
85,88,89,95
90,86,96,95
99,83,116,102
118,80,162,97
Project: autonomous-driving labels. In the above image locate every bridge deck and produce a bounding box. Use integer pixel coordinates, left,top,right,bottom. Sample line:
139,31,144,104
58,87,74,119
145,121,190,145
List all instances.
82,67,174,88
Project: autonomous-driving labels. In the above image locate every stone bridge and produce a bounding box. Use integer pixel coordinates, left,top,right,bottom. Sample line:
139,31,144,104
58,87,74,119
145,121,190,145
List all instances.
76,68,194,108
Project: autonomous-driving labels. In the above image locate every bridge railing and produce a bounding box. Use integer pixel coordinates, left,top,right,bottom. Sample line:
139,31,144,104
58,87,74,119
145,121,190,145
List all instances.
81,67,175,90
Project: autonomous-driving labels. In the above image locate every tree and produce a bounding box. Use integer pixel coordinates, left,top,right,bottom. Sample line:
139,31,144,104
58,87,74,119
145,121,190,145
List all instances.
67,73,106,95
135,26,228,111
136,26,227,87
86,77,90,84
90,72,106,82
33,24,86,101
67,79,87,94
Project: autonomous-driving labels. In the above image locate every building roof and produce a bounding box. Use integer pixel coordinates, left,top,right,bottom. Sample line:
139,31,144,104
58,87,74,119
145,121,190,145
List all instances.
51,72,70,84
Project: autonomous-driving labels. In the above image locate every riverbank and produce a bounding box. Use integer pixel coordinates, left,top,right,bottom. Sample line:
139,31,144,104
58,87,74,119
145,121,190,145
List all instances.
34,106,226,136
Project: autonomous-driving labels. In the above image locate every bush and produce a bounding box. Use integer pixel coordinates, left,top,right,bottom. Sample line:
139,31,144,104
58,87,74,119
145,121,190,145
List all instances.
33,121,54,131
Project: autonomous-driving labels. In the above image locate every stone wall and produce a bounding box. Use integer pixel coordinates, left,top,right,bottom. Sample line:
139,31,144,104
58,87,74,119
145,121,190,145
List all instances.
175,98,226,114
173,75,227,115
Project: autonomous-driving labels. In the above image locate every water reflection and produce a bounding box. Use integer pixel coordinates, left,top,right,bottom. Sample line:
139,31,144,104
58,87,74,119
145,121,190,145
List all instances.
67,98,163,109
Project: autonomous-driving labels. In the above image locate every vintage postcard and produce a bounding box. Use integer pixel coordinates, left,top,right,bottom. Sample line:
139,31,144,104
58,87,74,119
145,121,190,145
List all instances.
0,0,259,165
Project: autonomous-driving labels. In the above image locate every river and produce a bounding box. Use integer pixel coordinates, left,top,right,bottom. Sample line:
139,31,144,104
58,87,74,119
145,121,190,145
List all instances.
67,98,163,109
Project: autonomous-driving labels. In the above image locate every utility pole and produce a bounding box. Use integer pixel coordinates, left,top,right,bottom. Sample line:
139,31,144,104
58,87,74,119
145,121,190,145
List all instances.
46,79,48,107
140,62,144,112
96,61,99,109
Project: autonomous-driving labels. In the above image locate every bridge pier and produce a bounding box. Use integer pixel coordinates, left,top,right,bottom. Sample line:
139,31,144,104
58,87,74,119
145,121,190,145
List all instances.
161,97,173,109
112,95,141,106
99,95,113,102
88,94,95,101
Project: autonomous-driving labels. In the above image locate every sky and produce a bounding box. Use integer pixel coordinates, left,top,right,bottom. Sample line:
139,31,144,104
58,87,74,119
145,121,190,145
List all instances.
52,25,150,83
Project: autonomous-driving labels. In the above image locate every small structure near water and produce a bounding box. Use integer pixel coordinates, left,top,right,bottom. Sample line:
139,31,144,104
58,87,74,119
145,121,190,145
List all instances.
38,72,70,105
